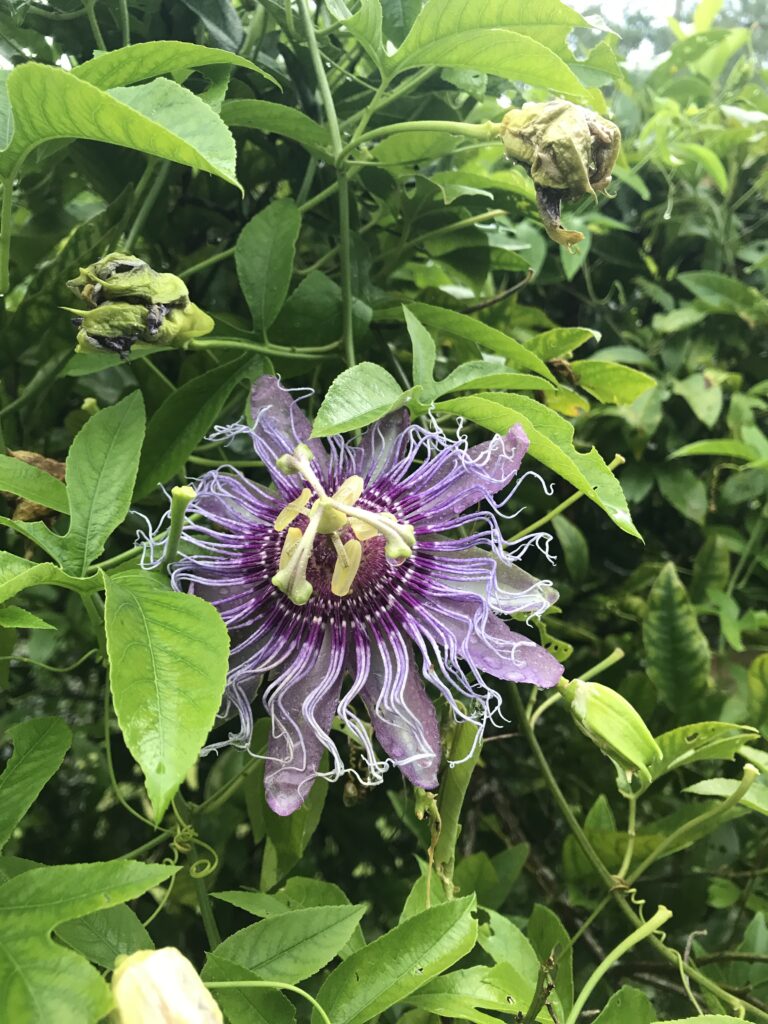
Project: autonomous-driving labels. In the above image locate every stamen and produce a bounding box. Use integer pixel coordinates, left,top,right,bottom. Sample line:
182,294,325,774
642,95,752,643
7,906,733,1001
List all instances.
332,539,362,597
273,488,312,531
335,501,415,560
278,526,303,570
332,475,364,506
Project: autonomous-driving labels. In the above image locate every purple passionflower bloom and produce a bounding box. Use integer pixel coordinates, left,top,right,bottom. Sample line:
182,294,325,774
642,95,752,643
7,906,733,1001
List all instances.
170,376,562,816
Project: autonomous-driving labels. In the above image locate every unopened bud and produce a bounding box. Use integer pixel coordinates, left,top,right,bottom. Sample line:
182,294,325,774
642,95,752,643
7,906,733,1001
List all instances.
559,678,661,788
500,100,621,248
111,947,223,1024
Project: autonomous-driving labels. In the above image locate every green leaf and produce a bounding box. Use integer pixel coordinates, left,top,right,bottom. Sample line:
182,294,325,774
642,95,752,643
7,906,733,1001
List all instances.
390,0,588,97
407,965,534,1023
656,465,708,525
71,40,273,88
571,360,656,405
527,904,573,1015
210,903,367,983
0,859,176,1024
438,366,555,394
649,722,758,787
382,303,554,380
0,717,71,852
0,554,101,604
0,455,68,514
346,0,386,69
690,534,731,603
678,271,768,324
135,353,266,499
178,0,244,50
552,514,589,583
313,896,478,1024
236,200,302,339
61,391,146,575
55,904,152,970
673,142,729,195
527,327,595,361
594,986,655,1023
651,1018,748,1023
104,570,230,821
685,775,768,817
404,305,437,401
311,364,411,437
669,438,759,460
0,64,240,188
212,890,289,917
673,373,723,427
203,955,296,1024
0,608,54,630
260,776,329,889
436,393,640,538
642,562,711,708
223,99,331,155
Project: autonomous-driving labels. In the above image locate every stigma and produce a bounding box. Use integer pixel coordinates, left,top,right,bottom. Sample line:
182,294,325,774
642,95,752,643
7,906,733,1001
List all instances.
270,445,416,606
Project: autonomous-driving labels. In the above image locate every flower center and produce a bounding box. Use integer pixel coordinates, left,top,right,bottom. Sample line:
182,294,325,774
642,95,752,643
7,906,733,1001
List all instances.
270,444,416,606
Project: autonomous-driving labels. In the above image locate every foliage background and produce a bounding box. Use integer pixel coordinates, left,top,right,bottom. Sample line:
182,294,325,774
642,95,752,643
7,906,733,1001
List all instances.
0,0,767,1021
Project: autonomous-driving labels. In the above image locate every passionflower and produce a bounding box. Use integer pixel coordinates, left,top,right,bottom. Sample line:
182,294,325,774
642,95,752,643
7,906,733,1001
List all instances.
500,100,621,247
168,377,562,815
111,947,223,1024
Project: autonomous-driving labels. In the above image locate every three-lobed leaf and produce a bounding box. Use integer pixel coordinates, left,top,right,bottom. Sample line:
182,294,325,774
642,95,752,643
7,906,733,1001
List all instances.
104,570,230,821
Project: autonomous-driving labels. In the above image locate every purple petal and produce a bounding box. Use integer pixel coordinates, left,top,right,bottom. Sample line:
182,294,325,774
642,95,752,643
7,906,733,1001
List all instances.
362,636,441,789
250,376,330,496
427,545,558,616
264,628,344,816
356,410,410,484
401,426,529,529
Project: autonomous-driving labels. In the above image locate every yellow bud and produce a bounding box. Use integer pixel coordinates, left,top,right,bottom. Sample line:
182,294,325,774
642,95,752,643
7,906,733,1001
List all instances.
111,947,223,1024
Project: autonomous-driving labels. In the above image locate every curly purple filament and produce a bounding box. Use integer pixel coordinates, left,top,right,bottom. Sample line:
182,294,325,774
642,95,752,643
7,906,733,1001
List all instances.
170,376,562,815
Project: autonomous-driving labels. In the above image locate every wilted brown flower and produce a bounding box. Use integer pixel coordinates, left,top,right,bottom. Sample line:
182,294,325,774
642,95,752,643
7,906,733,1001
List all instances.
500,100,621,247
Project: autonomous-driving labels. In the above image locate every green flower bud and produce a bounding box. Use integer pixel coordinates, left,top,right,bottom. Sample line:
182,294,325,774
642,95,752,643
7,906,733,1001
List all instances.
559,678,661,790
500,100,621,247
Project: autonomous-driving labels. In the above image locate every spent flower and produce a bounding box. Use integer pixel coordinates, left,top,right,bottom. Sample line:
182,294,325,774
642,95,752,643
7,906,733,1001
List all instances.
500,100,621,247
164,377,562,815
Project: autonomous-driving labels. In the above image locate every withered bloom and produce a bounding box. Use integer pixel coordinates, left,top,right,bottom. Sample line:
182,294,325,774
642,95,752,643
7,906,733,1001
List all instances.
66,251,213,357
500,100,621,247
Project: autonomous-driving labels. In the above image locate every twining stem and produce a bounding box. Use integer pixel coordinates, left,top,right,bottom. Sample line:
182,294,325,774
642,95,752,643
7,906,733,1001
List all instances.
117,0,130,46
175,795,221,948
511,686,768,1021
617,795,637,880
0,176,14,296
206,981,332,1024
509,455,626,543
190,337,340,359
125,159,170,251
625,766,758,888
84,0,106,49
297,0,355,368
565,905,673,1024
338,118,501,162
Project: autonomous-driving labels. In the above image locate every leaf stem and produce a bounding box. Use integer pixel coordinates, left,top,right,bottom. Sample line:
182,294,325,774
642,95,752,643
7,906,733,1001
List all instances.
509,455,626,542
565,905,673,1024
83,0,106,50
339,118,501,162
433,719,482,896
206,981,332,1024
617,796,637,879
297,0,355,366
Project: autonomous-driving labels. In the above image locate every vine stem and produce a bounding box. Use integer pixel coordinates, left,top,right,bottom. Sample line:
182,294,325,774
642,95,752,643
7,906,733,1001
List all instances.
510,686,768,1021
339,118,500,162
0,176,14,296
297,0,355,366
617,796,638,879
117,0,130,45
124,159,170,251
206,981,332,1024
565,905,673,1024
509,454,626,543
84,0,106,49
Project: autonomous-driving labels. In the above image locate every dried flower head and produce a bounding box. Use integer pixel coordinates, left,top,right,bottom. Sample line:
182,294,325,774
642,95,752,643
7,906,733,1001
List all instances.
500,100,621,247
166,377,562,815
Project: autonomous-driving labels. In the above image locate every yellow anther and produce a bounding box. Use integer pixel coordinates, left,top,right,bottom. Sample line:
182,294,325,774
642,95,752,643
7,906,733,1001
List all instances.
350,518,378,541
332,475,365,507
278,526,303,570
331,539,363,597
274,488,312,531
